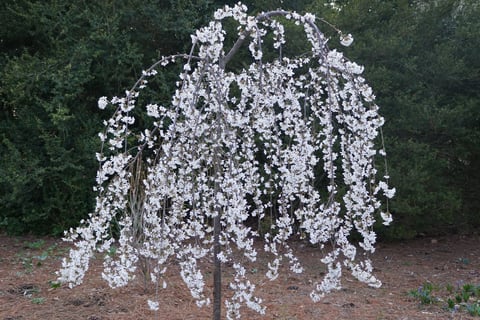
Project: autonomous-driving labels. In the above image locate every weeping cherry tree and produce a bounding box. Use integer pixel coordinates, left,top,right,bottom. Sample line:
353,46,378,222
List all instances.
58,3,395,319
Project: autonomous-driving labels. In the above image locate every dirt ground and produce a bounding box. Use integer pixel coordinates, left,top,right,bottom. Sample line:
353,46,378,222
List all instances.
0,233,479,320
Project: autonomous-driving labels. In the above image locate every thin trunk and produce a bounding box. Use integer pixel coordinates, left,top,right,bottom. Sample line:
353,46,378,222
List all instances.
213,212,221,320
212,73,226,320
213,134,222,320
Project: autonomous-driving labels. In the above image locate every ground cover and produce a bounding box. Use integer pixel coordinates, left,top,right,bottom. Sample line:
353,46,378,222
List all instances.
1,233,479,319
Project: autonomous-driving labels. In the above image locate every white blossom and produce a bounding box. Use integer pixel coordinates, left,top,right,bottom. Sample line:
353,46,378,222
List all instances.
146,104,161,118
380,211,393,226
98,96,108,110
147,299,159,311
340,33,354,47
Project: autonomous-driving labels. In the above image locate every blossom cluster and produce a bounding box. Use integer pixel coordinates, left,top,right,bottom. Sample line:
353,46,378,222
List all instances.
58,3,394,319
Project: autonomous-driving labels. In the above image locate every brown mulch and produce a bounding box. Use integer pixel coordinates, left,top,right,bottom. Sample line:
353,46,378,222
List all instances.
0,233,479,319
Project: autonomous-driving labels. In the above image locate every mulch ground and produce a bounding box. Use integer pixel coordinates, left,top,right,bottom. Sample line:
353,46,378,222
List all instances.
1,233,479,319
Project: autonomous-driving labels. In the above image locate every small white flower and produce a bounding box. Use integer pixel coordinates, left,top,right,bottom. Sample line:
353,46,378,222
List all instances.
340,33,354,47
380,211,393,226
98,96,108,110
214,8,225,20
147,299,159,311
146,104,161,118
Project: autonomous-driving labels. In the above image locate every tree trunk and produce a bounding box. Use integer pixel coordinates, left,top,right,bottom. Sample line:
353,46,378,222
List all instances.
213,212,222,320
212,136,222,320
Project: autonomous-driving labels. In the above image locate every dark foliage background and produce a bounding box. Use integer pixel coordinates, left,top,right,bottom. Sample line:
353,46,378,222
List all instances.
1,0,478,238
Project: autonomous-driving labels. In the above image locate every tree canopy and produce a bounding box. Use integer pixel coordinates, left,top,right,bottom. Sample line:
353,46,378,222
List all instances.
58,5,394,318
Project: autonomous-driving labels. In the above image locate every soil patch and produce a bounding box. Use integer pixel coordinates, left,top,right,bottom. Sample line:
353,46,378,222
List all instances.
1,233,479,319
